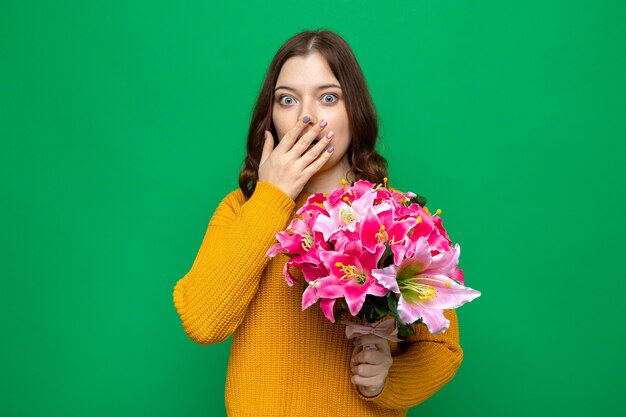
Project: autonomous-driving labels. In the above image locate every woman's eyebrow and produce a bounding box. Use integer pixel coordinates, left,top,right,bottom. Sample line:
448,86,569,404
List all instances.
274,84,342,92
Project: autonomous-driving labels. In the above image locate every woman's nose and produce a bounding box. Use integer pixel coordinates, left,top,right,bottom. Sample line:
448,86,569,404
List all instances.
299,114,318,125
299,100,319,125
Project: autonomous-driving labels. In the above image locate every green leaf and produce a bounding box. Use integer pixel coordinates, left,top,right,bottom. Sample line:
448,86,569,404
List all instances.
407,194,427,208
386,293,403,323
398,322,416,338
373,302,388,316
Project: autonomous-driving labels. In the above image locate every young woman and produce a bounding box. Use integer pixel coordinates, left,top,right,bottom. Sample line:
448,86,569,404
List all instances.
173,29,463,417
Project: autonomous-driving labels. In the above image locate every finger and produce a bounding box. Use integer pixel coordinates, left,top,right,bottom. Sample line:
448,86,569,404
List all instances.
351,374,385,387
354,349,381,365
357,383,384,397
351,363,380,377
301,140,335,177
355,335,391,353
299,129,334,165
290,119,329,157
276,116,314,153
260,130,274,166
350,345,363,367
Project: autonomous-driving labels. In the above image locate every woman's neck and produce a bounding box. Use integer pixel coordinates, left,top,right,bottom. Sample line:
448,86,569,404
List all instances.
301,154,352,196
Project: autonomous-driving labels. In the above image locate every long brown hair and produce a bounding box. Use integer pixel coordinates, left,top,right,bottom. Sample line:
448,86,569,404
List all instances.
239,29,388,199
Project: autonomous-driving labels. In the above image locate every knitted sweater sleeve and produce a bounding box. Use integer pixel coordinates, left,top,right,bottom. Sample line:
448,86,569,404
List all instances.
172,181,296,345
355,309,464,409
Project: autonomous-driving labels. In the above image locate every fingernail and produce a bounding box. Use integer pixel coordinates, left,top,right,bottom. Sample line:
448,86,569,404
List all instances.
327,146,334,153
327,130,334,139
303,115,310,123
353,338,362,346
320,119,327,128
264,130,269,139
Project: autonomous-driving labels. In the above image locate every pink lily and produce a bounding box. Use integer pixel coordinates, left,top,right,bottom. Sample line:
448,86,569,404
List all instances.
359,204,418,264
301,277,340,323
371,236,480,334
315,244,388,317
403,205,453,259
315,189,376,241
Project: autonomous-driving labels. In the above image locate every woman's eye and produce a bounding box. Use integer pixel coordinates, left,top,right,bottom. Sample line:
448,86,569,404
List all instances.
322,94,338,103
279,96,295,105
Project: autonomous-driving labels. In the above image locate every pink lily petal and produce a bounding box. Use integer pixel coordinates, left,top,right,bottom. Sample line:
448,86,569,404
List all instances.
367,279,389,297
333,229,360,253
406,222,435,257
328,186,349,205
360,205,382,253
301,263,327,283
397,296,425,324
425,244,460,276
319,298,337,323
387,217,418,244
418,307,450,335
450,266,465,286
403,191,417,199
283,258,306,286
428,232,452,253
302,284,319,310
323,252,364,282
351,190,376,216
432,215,450,240
266,242,285,258
391,241,408,266
342,239,366,258
418,275,481,310
351,179,376,198
371,265,400,293
296,203,329,217
372,200,393,215
314,214,337,242
276,232,307,256
359,244,386,272
398,237,432,276
289,218,310,234
343,280,370,316
315,277,345,298
377,206,394,227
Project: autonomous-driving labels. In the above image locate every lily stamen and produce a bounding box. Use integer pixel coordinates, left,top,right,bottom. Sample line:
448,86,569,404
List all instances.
309,278,322,287
389,235,405,245
399,279,436,300
399,276,452,302
417,276,452,288
301,233,313,251
339,207,356,225
375,225,388,243
334,261,367,285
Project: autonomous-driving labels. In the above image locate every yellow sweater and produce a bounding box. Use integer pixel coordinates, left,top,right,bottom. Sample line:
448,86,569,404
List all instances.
172,181,464,417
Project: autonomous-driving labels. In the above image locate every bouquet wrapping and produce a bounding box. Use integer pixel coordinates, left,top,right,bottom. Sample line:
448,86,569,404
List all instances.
267,179,481,344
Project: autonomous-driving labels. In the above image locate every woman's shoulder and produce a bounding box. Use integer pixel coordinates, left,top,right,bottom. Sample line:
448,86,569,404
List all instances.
206,188,246,227
217,182,295,214
219,187,246,211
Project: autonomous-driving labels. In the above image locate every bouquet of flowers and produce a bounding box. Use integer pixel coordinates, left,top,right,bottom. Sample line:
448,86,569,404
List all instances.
266,178,481,343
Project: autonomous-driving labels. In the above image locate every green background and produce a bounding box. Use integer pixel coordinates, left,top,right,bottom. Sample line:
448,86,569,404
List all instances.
2,0,625,416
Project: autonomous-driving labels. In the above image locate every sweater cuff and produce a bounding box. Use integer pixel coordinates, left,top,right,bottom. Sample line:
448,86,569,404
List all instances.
354,378,390,402
251,181,296,213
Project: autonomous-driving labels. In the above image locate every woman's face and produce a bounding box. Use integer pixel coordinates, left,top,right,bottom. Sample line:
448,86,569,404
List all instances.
272,52,351,172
